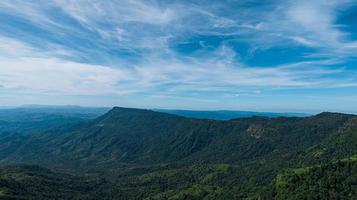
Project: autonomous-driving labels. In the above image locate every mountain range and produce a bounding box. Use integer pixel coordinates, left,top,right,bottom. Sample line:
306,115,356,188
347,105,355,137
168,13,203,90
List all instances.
153,109,310,120
0,107,356,199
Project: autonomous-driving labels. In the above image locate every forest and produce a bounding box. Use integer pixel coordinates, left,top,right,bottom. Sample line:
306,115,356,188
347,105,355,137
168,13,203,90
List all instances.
0,107,356,199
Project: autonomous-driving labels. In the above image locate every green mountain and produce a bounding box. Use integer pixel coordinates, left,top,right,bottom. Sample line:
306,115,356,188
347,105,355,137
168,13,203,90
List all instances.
36,108,357,165
0,107,356,199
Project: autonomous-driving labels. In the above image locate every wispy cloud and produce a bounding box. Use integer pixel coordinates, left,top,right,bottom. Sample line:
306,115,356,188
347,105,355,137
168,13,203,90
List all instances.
0,37,130,95
0,37,352,97
0,0,357,110
244,0,357,57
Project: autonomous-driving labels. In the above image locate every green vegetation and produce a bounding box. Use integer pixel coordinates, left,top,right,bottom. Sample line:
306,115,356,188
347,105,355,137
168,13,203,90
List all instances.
0,107,356,199
0,165,107,200
0,189,6,197
257,157,357,200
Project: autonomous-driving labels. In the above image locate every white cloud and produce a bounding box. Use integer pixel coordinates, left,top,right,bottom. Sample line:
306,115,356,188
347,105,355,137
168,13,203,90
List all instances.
288,36,317,47
55,0,178,25
0,37,35,57
0,37,350,97
0,37,130,95
285,1,344,47
0,1,357,102
2,0,357,58
0,57,130,95
258,0,357,57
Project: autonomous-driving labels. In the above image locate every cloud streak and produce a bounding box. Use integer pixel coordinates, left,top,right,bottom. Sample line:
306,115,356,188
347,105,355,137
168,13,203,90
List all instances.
0,37,352,97
0,0,357,110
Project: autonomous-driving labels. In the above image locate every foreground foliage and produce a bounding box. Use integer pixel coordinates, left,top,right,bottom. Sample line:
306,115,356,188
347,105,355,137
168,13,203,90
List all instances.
257,156,357,200
0,165,107,200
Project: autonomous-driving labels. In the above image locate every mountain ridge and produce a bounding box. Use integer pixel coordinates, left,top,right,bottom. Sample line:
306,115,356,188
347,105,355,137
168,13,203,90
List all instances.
0,106,356,199
153,108,311,120
1,107,355,167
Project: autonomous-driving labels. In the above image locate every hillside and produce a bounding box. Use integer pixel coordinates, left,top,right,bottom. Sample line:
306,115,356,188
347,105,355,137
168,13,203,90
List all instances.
0,165,107,200
0,107,356,199
257,156,357,200
37,108,357,167
1,160,356,199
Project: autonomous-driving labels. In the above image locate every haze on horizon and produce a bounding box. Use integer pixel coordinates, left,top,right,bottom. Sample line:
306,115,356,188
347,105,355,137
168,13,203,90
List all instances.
1,0,357,113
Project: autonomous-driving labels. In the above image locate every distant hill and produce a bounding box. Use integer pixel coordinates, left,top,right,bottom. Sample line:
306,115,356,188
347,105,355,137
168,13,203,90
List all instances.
154,109,310,120
0,105,110,121
0,107,356,199
0,105,110,136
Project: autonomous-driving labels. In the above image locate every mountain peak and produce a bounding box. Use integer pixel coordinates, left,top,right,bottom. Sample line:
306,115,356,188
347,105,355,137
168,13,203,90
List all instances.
97,106,184,125
112,106,141,110
314,112,355,118
108,106,166,116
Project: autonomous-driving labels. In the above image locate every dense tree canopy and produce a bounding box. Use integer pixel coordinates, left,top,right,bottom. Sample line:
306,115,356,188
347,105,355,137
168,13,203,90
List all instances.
0,107,356,199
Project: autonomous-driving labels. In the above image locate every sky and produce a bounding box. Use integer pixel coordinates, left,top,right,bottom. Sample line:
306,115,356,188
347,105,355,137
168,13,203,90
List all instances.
1,0,357,113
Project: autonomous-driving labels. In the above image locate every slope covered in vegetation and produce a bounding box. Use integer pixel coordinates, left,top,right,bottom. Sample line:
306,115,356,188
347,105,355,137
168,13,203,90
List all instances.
0,165,107,200
257,156,357,200
0,107,356,199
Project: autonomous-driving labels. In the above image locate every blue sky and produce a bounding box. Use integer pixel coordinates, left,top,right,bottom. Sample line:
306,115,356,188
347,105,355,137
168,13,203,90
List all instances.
1,0,357,113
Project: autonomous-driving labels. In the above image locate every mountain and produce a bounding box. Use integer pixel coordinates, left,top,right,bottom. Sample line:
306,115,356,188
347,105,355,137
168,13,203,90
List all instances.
33,108,357,166
0,107,356,199
154,109,310,120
